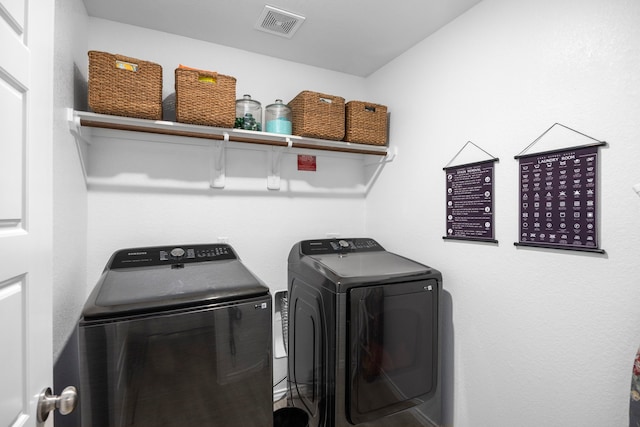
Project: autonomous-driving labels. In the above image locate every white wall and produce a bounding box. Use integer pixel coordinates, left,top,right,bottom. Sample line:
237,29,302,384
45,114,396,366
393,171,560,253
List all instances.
366,0,640,426
84,17,371,285
83,18,372,391
53,0,640,424
52,0,89,360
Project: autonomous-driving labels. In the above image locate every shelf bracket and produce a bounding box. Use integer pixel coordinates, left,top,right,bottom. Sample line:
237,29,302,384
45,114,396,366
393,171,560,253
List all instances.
67,108,89,183
267,139,290,190
363,146,398,196
364,145,397,166
210,133,228,188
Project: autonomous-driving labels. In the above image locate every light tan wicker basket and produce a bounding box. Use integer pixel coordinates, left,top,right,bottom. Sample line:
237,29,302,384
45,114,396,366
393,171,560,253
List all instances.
175,67,236,128
288,91,345,141
344,101,388,145
88,51,163,120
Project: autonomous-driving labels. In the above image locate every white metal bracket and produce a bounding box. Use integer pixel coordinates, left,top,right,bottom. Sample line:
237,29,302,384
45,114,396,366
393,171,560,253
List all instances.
210,133,228,188
364,145,397,166
66,108,89,183
267,148,284,190
267,138,291,190
363,146,398,196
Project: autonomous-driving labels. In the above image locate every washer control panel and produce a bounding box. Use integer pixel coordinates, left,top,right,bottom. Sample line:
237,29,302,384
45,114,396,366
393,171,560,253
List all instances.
110,244,236,269
300,238,384,255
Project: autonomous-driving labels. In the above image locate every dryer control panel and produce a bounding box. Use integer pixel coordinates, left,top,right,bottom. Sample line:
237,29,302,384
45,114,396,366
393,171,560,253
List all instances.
109,244,237,269
300,238,384,255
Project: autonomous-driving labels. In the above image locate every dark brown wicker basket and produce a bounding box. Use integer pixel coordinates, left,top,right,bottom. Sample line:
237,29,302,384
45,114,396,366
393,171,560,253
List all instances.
344,101,388,145
288,91,345,140
88,51,163,120
175,68,236,128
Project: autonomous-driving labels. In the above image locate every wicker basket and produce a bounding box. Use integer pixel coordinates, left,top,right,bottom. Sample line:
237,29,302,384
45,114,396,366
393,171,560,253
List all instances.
175,67,236,128
88,51,163,120
344,101,388,145
288,91,345,140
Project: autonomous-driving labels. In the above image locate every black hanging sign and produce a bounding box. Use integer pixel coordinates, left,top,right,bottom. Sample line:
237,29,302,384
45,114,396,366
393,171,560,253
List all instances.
444,159,497,243
514,124,606,254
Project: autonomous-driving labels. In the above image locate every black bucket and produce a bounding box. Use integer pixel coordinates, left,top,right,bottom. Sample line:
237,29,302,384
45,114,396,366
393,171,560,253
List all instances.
273,407,309,427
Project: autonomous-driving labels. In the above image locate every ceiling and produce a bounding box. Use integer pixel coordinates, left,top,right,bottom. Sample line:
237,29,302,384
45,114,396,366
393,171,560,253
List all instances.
82,0,482,77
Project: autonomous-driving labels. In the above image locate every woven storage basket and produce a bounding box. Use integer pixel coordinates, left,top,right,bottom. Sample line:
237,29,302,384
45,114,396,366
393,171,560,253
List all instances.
88,51,163,120
288,91,345,140
175,68,236,128
344,101,388,145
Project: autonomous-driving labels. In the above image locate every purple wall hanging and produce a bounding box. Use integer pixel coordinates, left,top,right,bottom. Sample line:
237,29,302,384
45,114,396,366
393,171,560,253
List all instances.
514,124,606,254
443,141,499,243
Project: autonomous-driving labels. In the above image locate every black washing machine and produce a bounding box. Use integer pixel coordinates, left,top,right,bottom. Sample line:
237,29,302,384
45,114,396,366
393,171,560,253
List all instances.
78,244,272,427
287,238,442,426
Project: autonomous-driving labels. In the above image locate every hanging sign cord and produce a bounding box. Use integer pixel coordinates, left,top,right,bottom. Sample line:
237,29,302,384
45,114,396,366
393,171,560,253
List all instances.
444,141,499,169
515,123,607,159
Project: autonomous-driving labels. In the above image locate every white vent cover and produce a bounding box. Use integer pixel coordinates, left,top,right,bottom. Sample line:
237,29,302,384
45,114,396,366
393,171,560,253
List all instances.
255,5,305,38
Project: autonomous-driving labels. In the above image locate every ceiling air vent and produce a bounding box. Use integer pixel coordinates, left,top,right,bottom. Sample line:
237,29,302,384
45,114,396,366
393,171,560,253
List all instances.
255,5,305,39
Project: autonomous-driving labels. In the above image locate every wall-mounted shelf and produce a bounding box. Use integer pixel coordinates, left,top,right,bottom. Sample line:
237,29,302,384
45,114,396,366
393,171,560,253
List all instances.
68,109,394,190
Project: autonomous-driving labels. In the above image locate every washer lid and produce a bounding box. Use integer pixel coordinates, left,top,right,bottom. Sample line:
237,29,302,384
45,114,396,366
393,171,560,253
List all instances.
309,251,429,282
82,244,269,319
295,238,435,288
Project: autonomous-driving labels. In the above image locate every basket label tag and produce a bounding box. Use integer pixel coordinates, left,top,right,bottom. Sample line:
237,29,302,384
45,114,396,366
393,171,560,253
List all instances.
115,60,138,72
198,75,217,84
319,97,333,104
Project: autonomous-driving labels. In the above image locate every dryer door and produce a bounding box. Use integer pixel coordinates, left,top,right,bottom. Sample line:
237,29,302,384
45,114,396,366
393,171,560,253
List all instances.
347,279,439,424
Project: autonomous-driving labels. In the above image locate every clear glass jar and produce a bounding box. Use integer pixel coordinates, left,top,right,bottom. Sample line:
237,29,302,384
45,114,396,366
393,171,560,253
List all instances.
265,99,292,135
235,94,262,131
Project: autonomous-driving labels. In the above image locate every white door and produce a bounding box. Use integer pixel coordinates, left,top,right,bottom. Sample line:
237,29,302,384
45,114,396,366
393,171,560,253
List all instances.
0,0,55,425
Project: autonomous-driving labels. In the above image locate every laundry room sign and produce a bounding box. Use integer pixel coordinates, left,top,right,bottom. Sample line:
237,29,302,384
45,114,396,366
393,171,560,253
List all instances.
444,160,497,243
514,123,607,254
516,145,603,253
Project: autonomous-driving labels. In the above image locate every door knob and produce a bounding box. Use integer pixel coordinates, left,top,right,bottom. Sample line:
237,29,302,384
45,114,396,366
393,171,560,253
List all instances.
37,386,78,422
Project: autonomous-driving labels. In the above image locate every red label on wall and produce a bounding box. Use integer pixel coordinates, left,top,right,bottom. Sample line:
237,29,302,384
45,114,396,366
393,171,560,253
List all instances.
298,155,317,171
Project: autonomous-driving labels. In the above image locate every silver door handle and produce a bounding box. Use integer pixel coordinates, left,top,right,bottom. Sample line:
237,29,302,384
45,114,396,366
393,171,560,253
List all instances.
37,386,78,422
